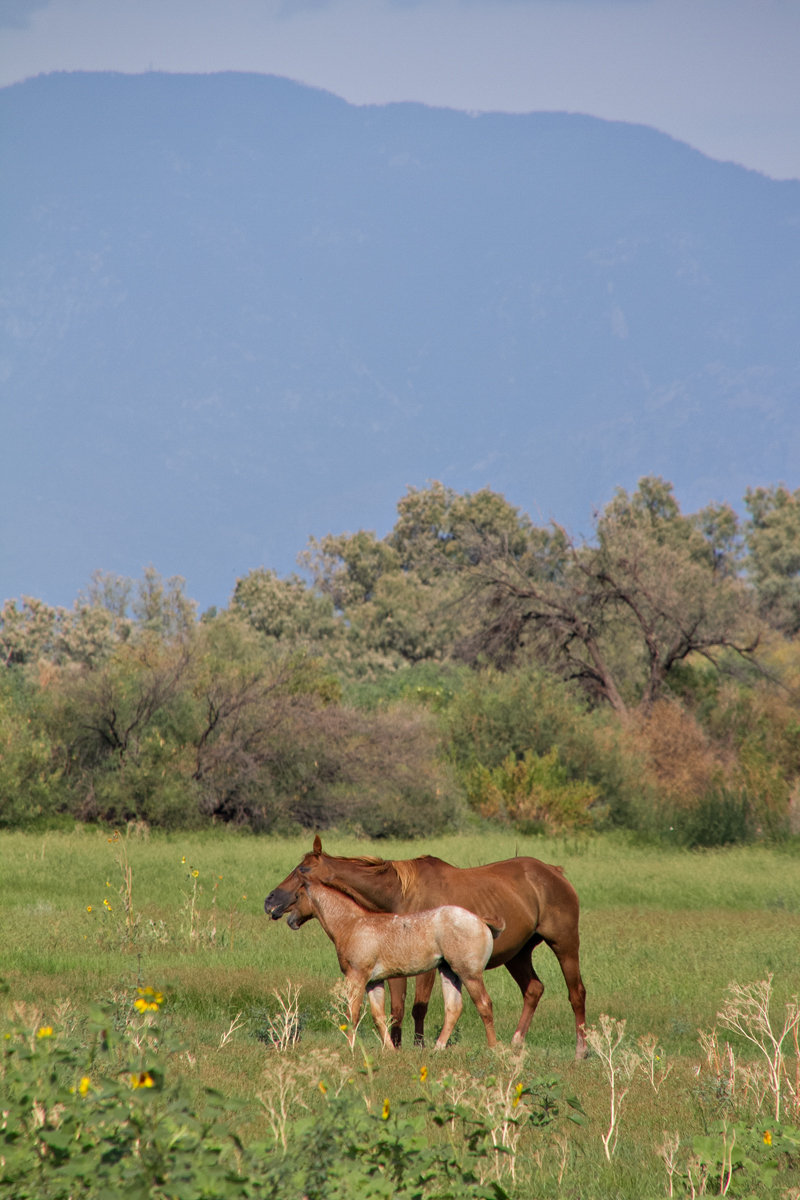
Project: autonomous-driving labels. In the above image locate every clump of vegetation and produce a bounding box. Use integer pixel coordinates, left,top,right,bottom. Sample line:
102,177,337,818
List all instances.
466,748,599,834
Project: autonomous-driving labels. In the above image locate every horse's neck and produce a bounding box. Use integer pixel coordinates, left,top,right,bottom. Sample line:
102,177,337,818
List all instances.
306,882,364,942
321,857,400,910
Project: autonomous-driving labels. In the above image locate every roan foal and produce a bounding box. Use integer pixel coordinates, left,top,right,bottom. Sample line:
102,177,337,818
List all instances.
290,869,503,1050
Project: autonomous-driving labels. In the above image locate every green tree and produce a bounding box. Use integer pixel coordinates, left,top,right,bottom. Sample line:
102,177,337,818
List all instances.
231,568,342,645
744,484,800,634
460,477,755,715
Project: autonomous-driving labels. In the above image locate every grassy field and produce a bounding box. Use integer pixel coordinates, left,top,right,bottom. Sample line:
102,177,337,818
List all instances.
2,827,800,1197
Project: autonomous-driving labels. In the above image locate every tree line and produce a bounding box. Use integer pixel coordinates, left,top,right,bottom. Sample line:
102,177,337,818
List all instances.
2,477,800,842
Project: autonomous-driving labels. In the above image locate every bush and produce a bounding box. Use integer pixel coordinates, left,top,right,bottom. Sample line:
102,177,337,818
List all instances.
441,665,640,826
0,671,61,828
466,748,599,834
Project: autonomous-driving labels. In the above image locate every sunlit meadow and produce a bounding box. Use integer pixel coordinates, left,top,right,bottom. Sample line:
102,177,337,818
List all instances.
2,828,799,1196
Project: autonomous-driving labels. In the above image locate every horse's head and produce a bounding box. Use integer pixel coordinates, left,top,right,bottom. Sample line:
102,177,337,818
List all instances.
264,836,323,925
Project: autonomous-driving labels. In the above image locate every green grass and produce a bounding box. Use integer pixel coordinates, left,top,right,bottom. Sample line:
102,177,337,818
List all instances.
2,828,800,1197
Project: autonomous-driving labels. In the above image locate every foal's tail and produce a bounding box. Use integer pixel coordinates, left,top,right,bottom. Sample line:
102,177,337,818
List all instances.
481,915,506,939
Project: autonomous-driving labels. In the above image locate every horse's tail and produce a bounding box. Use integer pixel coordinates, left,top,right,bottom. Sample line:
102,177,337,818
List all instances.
481,915,506,939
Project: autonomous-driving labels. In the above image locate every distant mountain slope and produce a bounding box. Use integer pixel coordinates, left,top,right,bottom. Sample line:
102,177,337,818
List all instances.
1,71,799,608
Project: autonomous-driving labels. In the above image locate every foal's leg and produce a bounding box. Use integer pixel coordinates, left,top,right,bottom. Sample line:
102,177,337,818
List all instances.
344,974,368,1050
411,970,437,1047
366,982,393,1049
461,974,497,1049
388,977,407,1048
435,964,463,1049
504,935,546,1048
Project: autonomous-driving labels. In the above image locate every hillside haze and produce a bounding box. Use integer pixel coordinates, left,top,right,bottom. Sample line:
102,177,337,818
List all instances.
2,71,799,609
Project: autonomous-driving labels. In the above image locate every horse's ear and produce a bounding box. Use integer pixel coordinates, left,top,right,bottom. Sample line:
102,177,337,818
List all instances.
312,835,322,855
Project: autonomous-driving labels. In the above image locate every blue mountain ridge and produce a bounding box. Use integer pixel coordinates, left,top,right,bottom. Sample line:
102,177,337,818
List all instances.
1,70,799,610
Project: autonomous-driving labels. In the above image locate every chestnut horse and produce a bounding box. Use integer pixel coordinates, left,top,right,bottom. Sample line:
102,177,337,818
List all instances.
265,836,587,1057
289,870,502,1049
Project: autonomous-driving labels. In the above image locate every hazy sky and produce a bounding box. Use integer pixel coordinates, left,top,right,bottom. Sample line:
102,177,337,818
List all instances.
1,0,799,180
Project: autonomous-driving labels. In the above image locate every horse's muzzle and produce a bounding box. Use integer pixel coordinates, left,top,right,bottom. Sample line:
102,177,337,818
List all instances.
264,888,295,919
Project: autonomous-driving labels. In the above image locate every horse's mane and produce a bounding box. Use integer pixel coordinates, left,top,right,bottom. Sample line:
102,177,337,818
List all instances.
320,852,420,898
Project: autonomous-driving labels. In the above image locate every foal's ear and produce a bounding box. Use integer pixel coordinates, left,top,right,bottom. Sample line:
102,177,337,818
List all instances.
312,835,322,855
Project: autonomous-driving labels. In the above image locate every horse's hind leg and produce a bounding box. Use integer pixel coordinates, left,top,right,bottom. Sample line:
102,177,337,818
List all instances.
434,965,463,1049
542,933,587,1060
504,935,546,1048
461,974,497,1049
388,977,407,1048
412,970,437,1047
366,982,393,1050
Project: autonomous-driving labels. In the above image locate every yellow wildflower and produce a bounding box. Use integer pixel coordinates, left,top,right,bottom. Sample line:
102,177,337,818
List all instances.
419,1066,428,1083
137,987,164,1002
78,1076,91,1096
763,1130,772,1145
181,856,186,864
339,1024,348,1032
86,906,92,912
133,998,159,1013
512,1082,524,1108
318,1081,327,1095
37,1026,53,1039
192,870,199,878
130,1071,154,1089
381,1098,390,1120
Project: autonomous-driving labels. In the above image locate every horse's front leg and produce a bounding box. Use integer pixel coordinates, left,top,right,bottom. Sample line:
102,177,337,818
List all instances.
367,982,394,1050
388,977,407,1048
412,970,437,1046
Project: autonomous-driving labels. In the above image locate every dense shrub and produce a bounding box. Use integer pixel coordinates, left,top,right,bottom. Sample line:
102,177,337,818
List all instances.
0,672,61,827
466,748,599,834
441,665,641,826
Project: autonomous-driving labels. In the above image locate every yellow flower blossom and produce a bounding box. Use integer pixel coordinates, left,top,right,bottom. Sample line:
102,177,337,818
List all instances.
381,1098,390,1120
134,998,159,1013
130,1072,155,1089
339,1024,348,1032
318,1081,327,1095
419,1066,428,1083
512,1082,524,1108
86,906,92,912
37,1026,53,1038
181,857,186,863
137,987,164,1002
192,870,199,878
763,1130,772,1145
78,1076,91,1096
